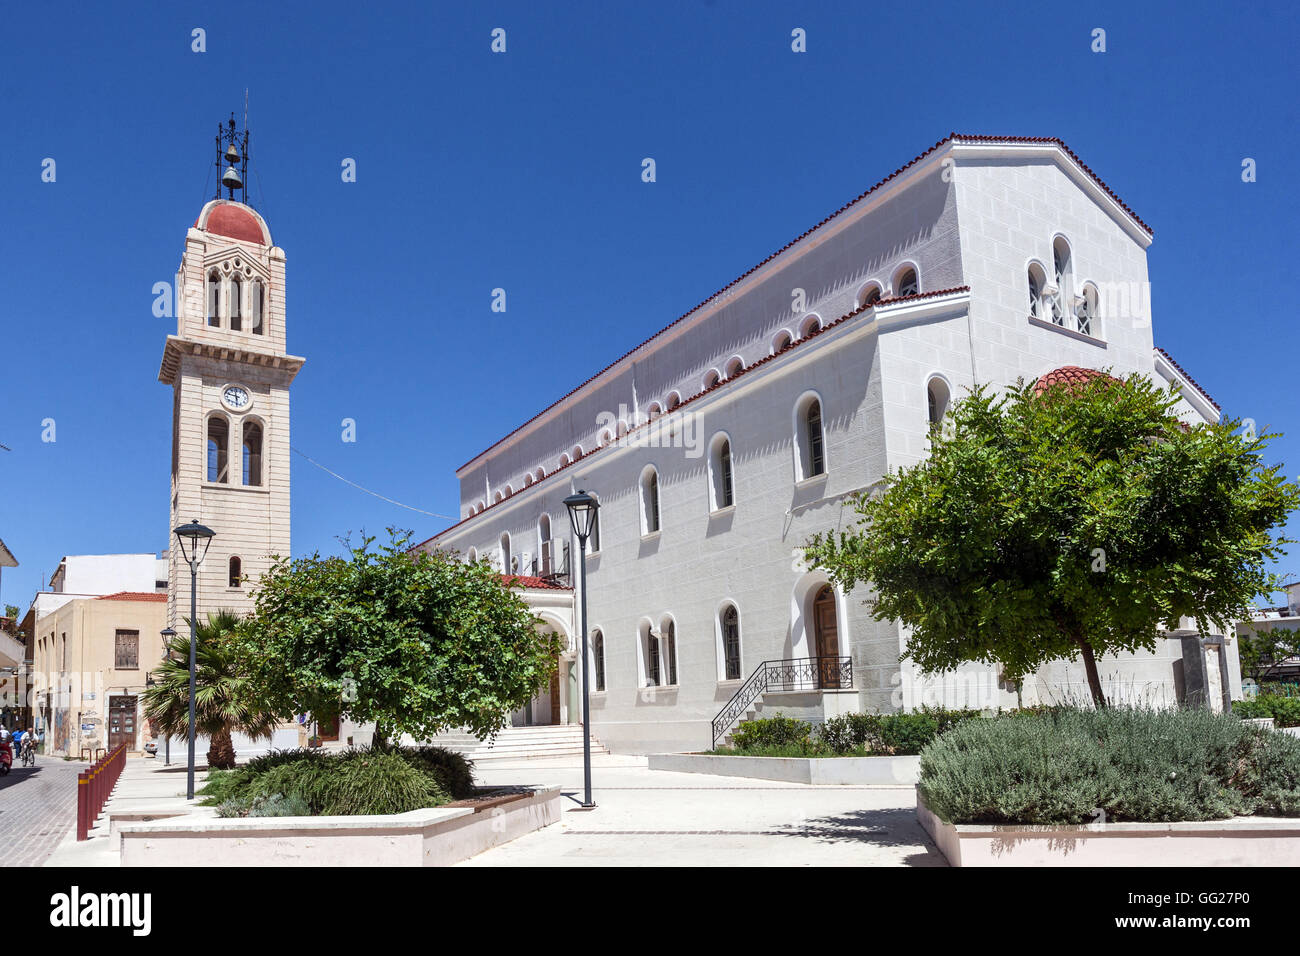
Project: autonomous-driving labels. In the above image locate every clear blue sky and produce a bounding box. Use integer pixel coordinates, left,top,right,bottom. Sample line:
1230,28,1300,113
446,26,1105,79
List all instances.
1,1,1297,609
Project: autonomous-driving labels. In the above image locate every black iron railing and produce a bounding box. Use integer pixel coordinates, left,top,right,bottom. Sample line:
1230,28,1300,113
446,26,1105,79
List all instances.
711,656,853,749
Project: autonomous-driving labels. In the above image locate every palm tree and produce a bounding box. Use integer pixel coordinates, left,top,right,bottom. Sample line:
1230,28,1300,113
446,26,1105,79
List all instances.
143,610,277,769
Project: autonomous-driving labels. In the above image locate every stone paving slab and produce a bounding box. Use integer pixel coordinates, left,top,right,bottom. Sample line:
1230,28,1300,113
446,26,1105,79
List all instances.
0,756,84,867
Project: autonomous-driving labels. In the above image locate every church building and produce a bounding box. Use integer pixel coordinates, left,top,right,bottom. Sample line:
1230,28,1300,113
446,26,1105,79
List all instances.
416,135,1240,755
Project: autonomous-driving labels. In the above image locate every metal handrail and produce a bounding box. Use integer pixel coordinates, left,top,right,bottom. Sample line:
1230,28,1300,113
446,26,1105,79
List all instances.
710,656,852,749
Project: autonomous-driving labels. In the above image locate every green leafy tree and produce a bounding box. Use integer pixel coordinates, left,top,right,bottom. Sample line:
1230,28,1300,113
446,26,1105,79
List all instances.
806,374,1300,706
1238,625,1300,683
234,530,562,743
143,610,278,768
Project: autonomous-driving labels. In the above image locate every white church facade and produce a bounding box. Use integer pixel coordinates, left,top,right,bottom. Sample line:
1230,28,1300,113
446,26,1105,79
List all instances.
416,135,1241,755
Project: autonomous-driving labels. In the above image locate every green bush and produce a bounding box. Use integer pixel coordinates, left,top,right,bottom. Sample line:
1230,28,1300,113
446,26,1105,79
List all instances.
730,713,813,751
878,713,940,755
1234,694,1300,727
919,706,1300,824
400,746,476,799
248,792,312,817
197,745,472,815
813,707,980,755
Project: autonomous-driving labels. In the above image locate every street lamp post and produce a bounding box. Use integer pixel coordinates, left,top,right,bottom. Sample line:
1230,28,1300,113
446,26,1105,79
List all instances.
172,519,214,800
563,489,599,809
159,627,177,766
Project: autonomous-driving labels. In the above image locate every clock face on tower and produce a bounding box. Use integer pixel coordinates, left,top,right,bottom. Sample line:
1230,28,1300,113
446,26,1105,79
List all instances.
221,385,251,411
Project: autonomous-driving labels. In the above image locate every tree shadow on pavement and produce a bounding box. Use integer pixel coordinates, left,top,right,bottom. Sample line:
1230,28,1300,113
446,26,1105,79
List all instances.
769,807,948,866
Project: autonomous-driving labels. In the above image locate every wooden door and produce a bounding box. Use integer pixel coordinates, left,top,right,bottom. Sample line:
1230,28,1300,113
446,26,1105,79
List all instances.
107,695,137,751
813,586,841,689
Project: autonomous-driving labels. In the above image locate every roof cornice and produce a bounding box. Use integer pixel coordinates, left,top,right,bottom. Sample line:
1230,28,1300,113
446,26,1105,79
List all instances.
158,335,306,386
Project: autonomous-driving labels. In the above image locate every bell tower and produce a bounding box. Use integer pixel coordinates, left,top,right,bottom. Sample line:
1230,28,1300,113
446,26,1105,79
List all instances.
159,116,304,627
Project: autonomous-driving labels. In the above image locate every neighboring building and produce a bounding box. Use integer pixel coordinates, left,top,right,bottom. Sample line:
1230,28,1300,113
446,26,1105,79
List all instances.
32,591,167,756
158,182,303,628
416,135,1241,754
1237,582,1300,685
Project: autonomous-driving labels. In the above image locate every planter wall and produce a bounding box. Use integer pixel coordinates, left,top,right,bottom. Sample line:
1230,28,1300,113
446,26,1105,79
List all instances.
648,752,919,785
118,786,561,866
916,793,1300,867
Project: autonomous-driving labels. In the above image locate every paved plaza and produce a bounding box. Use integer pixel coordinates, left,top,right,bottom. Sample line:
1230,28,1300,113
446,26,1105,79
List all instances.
0,755,83,867
464,755,946,866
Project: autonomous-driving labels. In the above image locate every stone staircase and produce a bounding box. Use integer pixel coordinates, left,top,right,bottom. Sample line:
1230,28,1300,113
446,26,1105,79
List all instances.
423,724,609,762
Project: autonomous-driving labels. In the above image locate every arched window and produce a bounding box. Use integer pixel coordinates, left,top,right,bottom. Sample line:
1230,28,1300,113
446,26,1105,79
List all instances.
587,504,601,554
703,368,721,390
795,394,826,480
640,467,661,535
493,491,504,504
724,356,744,379
799,314,821,338
558,453,571,469
771,329,793,354
642,622,660,687
538,513,552,574
1051,238,1072,327
250,280,264,334
592,629,606,692
242,419,263,486
1027,262,1047,319
571,444,584,461
466,547,478,563
207,272,221,327
500,533,511,572
857,283,883,309
207,415,229,483
662,618,677,685
709,434,734,510
523,474,534,488
228,556,242,588
665,392,681,411
504,483,514,498
475,499,486,514
535,467,546,482
647,402,663,422
1076,283,1098,337
721,605,741,680
599,429,613,447
894,266,919,297
230,276,242,332
927,377,951,431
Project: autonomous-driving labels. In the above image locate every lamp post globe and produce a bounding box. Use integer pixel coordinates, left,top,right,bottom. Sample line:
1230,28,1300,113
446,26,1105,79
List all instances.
563,490,600,809
172,519,215,799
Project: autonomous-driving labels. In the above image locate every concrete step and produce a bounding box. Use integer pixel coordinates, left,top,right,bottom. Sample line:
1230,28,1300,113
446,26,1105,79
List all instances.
425,724,608,761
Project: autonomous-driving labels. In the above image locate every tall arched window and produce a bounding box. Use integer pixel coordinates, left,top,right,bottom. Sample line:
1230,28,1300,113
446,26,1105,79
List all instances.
466,547,478,563
250,280,264,334
592,629,606,692
228,556,242,588
1027,263,1047,319
662,618,677,685
640,467,661,535
894,266,919,297
207,415,229,483
721,605,741,680
242,419,263,486
642,622,660,687
795,395,826,480
1051,237,1072,327
499,533,511,573
230,276,242,332
207,272,221,327
1076,283,1098,337
709,434,734,510
538,513,552,574
927,377,951,431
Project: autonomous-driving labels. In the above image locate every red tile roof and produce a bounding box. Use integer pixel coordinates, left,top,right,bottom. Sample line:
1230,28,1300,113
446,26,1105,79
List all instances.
1154,347,1221,412
455,134,1151,475
95,592,168,603
1032,366,1119,394
500,574,572,592
413,287,971,550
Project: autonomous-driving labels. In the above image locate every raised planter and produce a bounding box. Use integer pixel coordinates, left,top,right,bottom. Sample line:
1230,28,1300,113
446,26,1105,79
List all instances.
648,752,918,785
1284,726,1300,738
916,793,1300,867
118,785,561,866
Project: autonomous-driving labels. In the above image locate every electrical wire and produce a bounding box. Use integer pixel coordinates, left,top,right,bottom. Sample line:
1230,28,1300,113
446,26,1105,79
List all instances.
291,446,455,519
